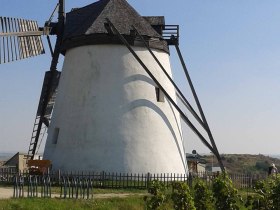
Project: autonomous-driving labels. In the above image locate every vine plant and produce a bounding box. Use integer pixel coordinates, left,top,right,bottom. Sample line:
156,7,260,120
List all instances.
171,181,196,210
212,173,241,210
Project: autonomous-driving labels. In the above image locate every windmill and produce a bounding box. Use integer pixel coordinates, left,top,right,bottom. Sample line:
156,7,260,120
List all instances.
1,0,225,173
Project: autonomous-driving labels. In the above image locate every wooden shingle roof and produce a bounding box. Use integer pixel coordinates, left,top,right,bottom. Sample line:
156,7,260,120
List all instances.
62,0,168,52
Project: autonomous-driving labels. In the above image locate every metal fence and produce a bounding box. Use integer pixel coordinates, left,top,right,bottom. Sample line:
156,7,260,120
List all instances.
12,174,93,199
0,167,268,192
0,167,18,182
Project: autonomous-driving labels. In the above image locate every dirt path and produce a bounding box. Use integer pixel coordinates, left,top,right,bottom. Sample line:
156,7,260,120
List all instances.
0,187,146,199
0,187,13,199
94,193,146,199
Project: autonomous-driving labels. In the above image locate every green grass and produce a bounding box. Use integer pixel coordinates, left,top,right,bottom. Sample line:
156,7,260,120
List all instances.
82,188,146,194
0,196,145,210
0,192,254,210
0,186,148,210
56,187,147,195
0,184,259,209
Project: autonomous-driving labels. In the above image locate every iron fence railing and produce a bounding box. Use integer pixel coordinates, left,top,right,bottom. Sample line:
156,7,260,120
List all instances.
0,168,268,191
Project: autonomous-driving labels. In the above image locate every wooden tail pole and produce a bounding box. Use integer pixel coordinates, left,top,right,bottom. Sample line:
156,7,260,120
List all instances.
173,39,225,172
131,25,207,130
105,18,222,161
27,0,65,160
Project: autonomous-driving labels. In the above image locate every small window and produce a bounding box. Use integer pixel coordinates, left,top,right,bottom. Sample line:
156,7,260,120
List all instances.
52,127,60,144
155,87,165,102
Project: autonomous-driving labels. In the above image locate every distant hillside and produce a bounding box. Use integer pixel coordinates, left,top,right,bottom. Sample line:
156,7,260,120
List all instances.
270,155,280,159
203,154,280,174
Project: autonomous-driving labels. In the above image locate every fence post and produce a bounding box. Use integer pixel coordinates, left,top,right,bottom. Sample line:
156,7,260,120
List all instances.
47,175,52,198
19,175,24,197
27,175,31,197
58,170,61,185
34,176,38,197
101,171,105,188
90,178,94,199
13,175,18,198
188,172,193,187
147,172,150,189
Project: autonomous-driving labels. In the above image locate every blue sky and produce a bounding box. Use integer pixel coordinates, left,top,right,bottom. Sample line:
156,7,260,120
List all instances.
0,0,280,155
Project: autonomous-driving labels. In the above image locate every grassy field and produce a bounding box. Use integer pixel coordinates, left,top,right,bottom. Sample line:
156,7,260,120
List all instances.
0,187,254,210
0,196,145,210
0,185,149,209
0,194,250,210
0,183,258,209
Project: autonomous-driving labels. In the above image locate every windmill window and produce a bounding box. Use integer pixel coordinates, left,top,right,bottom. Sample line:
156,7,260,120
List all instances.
52,127,60,144
155,87,165,102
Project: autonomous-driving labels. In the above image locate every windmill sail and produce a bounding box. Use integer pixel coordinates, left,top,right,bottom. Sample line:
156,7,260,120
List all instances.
0,17,45,64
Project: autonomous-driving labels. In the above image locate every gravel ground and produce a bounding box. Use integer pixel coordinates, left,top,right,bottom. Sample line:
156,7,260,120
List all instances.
0,187,13,199
0,187,146,199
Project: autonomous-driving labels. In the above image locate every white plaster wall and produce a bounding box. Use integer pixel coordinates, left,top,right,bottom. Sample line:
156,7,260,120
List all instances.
43,44,187,174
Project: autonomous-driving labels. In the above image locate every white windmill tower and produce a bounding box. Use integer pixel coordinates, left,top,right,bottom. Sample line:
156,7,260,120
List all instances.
0,0,225,174
43,0,187,174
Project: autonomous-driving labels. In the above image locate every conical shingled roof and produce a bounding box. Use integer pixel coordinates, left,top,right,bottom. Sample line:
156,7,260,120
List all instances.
62,0,167,52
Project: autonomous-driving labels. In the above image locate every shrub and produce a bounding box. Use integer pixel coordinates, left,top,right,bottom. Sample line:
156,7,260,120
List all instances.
212,173,241,210
145,180,167,210
193,179,214,210
171,181,195,210
250,175,280,210
270,176,280,208
255,161,270,172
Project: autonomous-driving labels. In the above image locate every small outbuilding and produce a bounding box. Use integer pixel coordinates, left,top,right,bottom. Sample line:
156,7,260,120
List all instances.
3,152,41,171
3,152,29,171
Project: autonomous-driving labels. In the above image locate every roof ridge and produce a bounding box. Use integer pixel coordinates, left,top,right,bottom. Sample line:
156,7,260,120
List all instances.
64,0,110,39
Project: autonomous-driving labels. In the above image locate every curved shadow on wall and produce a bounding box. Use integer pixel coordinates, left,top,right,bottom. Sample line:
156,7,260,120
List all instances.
121,99,186,173
167,100,187,172
122,74,156,87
